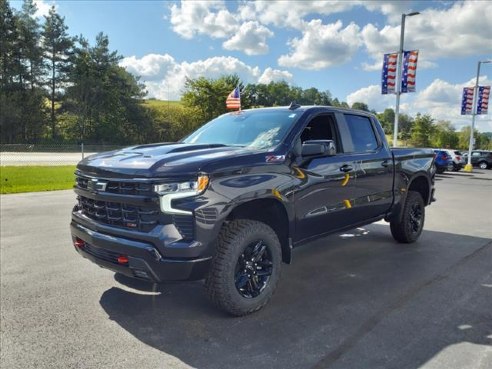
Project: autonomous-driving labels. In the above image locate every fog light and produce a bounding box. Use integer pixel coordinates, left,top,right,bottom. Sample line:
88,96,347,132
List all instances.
117,256,129,265
74,238,85,249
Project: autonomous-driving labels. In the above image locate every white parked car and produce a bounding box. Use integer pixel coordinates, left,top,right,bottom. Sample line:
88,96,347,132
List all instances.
442,149,465,171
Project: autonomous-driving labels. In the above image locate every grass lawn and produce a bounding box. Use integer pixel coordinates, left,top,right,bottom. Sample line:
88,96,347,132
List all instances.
0,166,76,194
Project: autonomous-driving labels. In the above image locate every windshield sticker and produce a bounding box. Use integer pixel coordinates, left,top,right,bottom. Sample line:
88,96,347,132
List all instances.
288,114,296,118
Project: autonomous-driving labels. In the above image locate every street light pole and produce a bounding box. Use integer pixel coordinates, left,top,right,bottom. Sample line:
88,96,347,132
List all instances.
464,60,492,172
393,12,419,147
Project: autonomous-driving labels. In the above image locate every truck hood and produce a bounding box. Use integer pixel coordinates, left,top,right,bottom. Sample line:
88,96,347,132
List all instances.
77,143,273,178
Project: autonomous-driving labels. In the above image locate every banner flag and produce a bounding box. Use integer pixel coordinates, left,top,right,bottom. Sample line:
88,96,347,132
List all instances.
461,87,474,115
226,87,241,110
476,86,490,115
401,50,419,93
381,53,398,94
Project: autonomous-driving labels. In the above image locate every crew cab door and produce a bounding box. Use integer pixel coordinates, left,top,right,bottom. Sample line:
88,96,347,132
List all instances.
293,113,358,242
338,113,394,222
293,111,394,243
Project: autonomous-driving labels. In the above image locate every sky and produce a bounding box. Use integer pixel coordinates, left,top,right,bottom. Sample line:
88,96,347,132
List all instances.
14,0,492,132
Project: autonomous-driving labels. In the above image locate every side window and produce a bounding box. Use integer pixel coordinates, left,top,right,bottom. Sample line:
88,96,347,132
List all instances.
472,152,481,157
344,114,379,153
301,114,340,152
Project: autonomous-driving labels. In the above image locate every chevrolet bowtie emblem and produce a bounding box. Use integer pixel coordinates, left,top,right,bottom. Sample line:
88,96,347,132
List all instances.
88,179,108,192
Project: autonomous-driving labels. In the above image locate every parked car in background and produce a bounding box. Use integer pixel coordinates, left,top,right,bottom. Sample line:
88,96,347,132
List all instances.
433,149,452,174
442,149,465,171
462,150,492,169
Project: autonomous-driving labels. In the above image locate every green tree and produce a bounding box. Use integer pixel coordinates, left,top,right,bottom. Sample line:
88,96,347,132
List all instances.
376,108,395,135
182,74,242,122
410,113,434,147
351,102,369,111
431,120,458,148
0,0,21,143
64,33,146,144
42,5,73,139
18,0,43,90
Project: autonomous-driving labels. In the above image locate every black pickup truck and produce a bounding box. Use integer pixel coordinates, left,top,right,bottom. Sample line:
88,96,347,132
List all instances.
71,105,435,316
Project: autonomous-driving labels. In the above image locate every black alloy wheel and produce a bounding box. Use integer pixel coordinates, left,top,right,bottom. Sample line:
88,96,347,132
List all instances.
408,201,423,235
235,240,273,298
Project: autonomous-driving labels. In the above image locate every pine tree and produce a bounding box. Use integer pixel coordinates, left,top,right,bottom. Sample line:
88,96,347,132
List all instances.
42,5,72,139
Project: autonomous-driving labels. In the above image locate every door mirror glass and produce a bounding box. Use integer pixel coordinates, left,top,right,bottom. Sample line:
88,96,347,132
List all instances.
301,140,336,157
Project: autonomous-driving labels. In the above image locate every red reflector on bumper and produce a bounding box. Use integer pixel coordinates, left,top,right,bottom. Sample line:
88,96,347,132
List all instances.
74,238,85,249
117,256,129,264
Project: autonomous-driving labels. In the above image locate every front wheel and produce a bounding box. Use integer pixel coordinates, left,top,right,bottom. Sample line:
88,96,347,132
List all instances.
479,161,488,170
390,191,425,243
206,219,282,316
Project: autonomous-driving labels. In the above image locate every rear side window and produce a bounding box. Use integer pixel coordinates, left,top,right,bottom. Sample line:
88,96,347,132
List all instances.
344,114,379,152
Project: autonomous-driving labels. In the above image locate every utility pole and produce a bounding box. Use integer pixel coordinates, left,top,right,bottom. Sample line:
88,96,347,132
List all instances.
464,60,492,172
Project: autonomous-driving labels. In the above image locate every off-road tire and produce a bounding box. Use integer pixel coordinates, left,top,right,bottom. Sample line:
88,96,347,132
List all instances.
206,219,282,316
390,191,425,243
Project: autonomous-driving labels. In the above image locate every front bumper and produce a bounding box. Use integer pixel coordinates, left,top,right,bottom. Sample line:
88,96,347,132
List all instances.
71,221,211,282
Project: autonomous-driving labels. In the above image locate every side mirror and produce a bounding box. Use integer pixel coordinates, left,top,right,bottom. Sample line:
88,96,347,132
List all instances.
301,140,336,157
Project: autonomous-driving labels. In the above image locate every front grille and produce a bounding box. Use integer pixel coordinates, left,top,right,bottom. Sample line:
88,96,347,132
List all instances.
78,196,159,232
76,176,154,196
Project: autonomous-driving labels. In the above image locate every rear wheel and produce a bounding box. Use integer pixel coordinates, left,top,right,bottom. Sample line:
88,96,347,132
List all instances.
206,219,282,316
479,161,488,170
390,191,425,243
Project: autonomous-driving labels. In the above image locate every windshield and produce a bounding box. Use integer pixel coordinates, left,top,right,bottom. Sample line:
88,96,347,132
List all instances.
182,110,300,150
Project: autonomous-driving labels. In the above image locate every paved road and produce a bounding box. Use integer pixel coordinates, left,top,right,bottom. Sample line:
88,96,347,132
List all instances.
1,170,491,369
0,152,95,166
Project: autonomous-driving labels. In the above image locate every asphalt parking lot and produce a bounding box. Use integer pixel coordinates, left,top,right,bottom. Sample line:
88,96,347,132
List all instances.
1,169,491,369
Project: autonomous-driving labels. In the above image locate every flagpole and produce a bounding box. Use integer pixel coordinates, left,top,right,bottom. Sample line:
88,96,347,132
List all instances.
393,12,419,147
238,85,241,111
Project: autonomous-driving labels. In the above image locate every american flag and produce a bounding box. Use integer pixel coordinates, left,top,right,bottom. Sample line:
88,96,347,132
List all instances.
401,50,419,93
461,87,474,115
476,86,490,115
226,87,241,110
381,53,398,94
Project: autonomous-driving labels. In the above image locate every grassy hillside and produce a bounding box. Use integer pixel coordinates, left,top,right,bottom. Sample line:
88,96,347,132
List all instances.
141,99,183,112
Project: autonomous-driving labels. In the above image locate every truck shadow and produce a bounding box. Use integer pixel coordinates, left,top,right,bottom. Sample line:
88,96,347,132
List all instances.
99,224,492,369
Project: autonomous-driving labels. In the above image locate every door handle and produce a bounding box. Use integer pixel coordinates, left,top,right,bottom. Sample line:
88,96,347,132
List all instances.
381,160,390,167
339,164,353,172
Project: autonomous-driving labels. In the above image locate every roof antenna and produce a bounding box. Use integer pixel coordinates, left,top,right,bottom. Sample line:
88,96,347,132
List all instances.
289,101,301,110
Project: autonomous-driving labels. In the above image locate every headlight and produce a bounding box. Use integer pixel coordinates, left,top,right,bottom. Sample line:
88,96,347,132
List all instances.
154,175,209,215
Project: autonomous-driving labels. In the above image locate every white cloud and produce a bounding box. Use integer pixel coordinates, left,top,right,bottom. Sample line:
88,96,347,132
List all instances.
169,1,237,39
278,20,361,70
34,0,55,17
238,1,412,29
120,54,292,100
120,54,177,81
361,1,492,63
223,21,274,55
346,76,492,132
238,1,355,30
258,67,293,84
346,84,395,111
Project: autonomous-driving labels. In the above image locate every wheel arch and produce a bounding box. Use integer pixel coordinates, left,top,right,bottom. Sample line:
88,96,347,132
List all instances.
225,197,293,264
386,173,432,223
408,174,432,205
